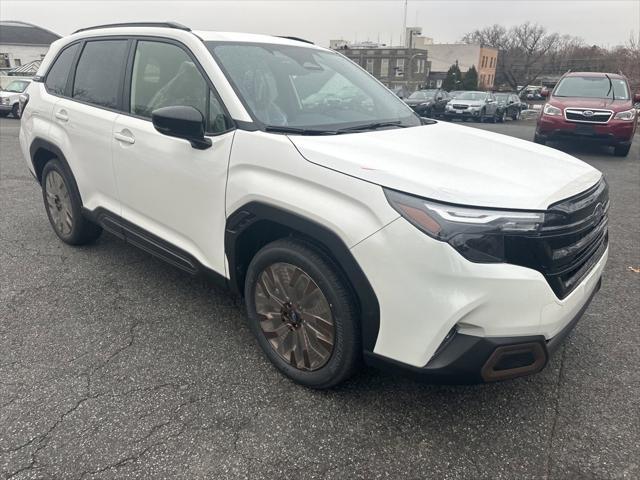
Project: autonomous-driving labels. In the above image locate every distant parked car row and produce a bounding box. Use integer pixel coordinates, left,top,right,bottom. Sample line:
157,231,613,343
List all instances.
403,89,527,123
0,78,31,119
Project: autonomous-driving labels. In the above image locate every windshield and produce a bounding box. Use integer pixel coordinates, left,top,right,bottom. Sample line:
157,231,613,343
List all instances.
408,91,435,100
554,76,629,100
4,80,29,93
206,42,420,132
494,93,510,101
455,92,487,101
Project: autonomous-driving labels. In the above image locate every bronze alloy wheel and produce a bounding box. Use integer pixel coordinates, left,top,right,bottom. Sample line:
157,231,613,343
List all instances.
44,170,73,237
254,262,335,371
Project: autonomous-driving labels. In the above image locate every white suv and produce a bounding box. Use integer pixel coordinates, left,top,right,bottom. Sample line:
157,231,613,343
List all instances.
19,23,609,388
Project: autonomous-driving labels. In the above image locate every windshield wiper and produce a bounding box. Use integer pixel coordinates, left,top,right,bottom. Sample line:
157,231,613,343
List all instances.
264,126,338,135
336,121,408,133
605,74,615,101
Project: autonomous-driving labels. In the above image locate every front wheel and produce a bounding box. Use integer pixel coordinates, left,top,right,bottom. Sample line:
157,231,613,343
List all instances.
512,110,521,121
497,111,506,123
613,143,631,157
533,133,546,145
244,238,361,389
11,103,21,119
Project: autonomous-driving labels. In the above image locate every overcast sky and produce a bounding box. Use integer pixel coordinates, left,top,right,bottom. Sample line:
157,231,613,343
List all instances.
2,0,638,47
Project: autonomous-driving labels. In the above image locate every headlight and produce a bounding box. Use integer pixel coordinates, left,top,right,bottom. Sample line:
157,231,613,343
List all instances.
613,109,636,121
446,104,453,110
384,189,547,262
543,104,562,116
1,98,9,105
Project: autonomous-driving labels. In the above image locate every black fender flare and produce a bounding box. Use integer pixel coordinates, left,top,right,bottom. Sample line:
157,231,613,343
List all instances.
225,201,380,352
29,137,85,204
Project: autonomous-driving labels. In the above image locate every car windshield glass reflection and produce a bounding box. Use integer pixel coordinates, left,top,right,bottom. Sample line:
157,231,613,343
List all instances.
554,76,629,100
456,92,487,101
207,42,420,132
4,81,29,93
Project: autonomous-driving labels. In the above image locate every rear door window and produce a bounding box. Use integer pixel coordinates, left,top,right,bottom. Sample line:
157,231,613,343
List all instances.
72,40,129,109
45,43,80,96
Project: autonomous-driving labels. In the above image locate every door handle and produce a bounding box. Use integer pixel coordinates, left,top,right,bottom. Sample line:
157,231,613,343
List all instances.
54,110,68,122
114,131,135,145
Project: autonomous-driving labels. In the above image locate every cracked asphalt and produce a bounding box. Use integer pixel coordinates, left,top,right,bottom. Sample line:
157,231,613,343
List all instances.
1,116,639,479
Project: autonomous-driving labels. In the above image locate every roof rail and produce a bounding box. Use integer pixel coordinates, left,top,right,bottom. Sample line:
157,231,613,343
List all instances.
73,22,191,34
277,36,314,45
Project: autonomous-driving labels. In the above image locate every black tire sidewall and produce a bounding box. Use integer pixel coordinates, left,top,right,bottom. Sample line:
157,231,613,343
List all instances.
41,159,91,245
12,103,21,119
244,240,359,388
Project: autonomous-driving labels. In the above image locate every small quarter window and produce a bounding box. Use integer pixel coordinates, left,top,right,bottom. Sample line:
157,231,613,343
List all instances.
45,43,80,96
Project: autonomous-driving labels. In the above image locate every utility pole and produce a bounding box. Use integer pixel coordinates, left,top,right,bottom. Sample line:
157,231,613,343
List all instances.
402,0,408,47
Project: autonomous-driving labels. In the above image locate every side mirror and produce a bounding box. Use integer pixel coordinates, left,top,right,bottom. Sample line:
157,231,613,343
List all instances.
634,92,640,103
152,105,212,150
541,88,549,98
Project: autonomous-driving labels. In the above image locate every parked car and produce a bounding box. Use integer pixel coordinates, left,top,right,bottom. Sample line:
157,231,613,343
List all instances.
495,92,525,120
404,89,450,117
0,78,31,119
21,23,608,388
535,72,639,156
444,91,501,122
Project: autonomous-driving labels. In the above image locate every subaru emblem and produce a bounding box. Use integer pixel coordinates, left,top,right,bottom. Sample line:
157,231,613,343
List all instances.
582,110,594,117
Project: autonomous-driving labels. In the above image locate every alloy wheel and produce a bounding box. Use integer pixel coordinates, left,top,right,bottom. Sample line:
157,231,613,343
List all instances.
254,262,335,371
44,170,73,237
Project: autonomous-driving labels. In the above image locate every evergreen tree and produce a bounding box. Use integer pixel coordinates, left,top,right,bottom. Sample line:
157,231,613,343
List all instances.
462,65,479,90
442,62,462,91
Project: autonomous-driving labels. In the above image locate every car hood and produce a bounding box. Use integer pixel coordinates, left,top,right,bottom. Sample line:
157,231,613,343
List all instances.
549,96,632,111
0,91,15,98
288,121,601,210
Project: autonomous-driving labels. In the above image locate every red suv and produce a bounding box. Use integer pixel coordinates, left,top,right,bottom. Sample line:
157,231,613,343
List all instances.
535,72,639,156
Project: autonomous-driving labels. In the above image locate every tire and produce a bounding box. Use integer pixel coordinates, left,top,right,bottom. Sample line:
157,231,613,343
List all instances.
512,110,521,121
479,109,486,122
534,133,546,145
613,143,631,157
497,111,505,123
11,103,21,119
41,158,102,245
244,238,361,389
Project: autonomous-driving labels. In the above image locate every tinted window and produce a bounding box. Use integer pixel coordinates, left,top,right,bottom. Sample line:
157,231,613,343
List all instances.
208,90,232,134
130,41,207,119
45,43,79,95
73,40,128,109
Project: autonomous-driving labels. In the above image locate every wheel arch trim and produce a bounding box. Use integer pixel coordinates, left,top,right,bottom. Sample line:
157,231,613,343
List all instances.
225,201,380,352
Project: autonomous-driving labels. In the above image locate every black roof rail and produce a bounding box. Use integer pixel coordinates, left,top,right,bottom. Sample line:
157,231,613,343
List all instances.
277,36,314,45
73,22,191,34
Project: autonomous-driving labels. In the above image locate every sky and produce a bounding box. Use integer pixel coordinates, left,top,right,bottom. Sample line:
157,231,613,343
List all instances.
1,0,639,48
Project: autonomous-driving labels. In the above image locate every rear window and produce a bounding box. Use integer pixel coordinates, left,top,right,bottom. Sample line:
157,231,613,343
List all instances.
45,43,80,96
554,76,629,100
72,40,129,109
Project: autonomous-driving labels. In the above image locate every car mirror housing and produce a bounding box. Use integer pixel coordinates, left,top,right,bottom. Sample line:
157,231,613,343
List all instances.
152,106,212,150
633,92,640,103
540,88,549,98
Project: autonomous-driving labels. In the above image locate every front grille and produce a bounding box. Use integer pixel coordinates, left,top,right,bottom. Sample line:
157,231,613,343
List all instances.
504,179,609,299
565,108,612,124
452,104,468,110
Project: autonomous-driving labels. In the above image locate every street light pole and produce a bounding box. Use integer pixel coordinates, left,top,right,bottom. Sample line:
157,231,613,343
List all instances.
403,0,408,47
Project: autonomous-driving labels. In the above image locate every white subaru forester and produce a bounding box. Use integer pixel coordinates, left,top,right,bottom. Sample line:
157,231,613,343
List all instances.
19,23,608,388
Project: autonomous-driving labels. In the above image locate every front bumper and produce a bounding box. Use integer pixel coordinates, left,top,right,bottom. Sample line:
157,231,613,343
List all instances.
536,115,636,144
444,109,481,119
364,278,600,383
0,104,13,112
351,215,608,380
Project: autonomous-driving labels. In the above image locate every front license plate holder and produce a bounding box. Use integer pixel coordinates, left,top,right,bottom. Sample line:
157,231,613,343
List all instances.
575,124,595,135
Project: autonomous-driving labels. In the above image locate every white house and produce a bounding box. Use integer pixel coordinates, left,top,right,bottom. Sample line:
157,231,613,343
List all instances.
0,21,60,75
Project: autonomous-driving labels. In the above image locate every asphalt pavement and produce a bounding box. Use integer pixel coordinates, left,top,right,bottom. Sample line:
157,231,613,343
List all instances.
1,116,639,479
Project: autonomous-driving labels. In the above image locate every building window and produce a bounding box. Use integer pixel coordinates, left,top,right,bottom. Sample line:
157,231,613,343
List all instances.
14,58,21,67
396,58,404,77
415,58,426,74
366,58,374,74
381,58,389,77
436,79,443,88
0,54,9,68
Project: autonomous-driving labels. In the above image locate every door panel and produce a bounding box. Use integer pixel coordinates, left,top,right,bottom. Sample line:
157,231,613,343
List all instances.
48,97,121,213
112,115,233,274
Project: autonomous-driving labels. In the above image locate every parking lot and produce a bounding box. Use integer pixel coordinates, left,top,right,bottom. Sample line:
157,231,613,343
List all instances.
1,116,638,479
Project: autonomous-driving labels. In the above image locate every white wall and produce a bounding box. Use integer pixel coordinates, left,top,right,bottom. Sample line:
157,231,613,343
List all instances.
0,44,50,69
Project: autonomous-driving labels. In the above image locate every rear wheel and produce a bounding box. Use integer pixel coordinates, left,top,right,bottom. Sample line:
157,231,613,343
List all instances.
512,110,521,121
41,159,102,245
497,110,506,123
244,238,360,388
613,143,631,157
